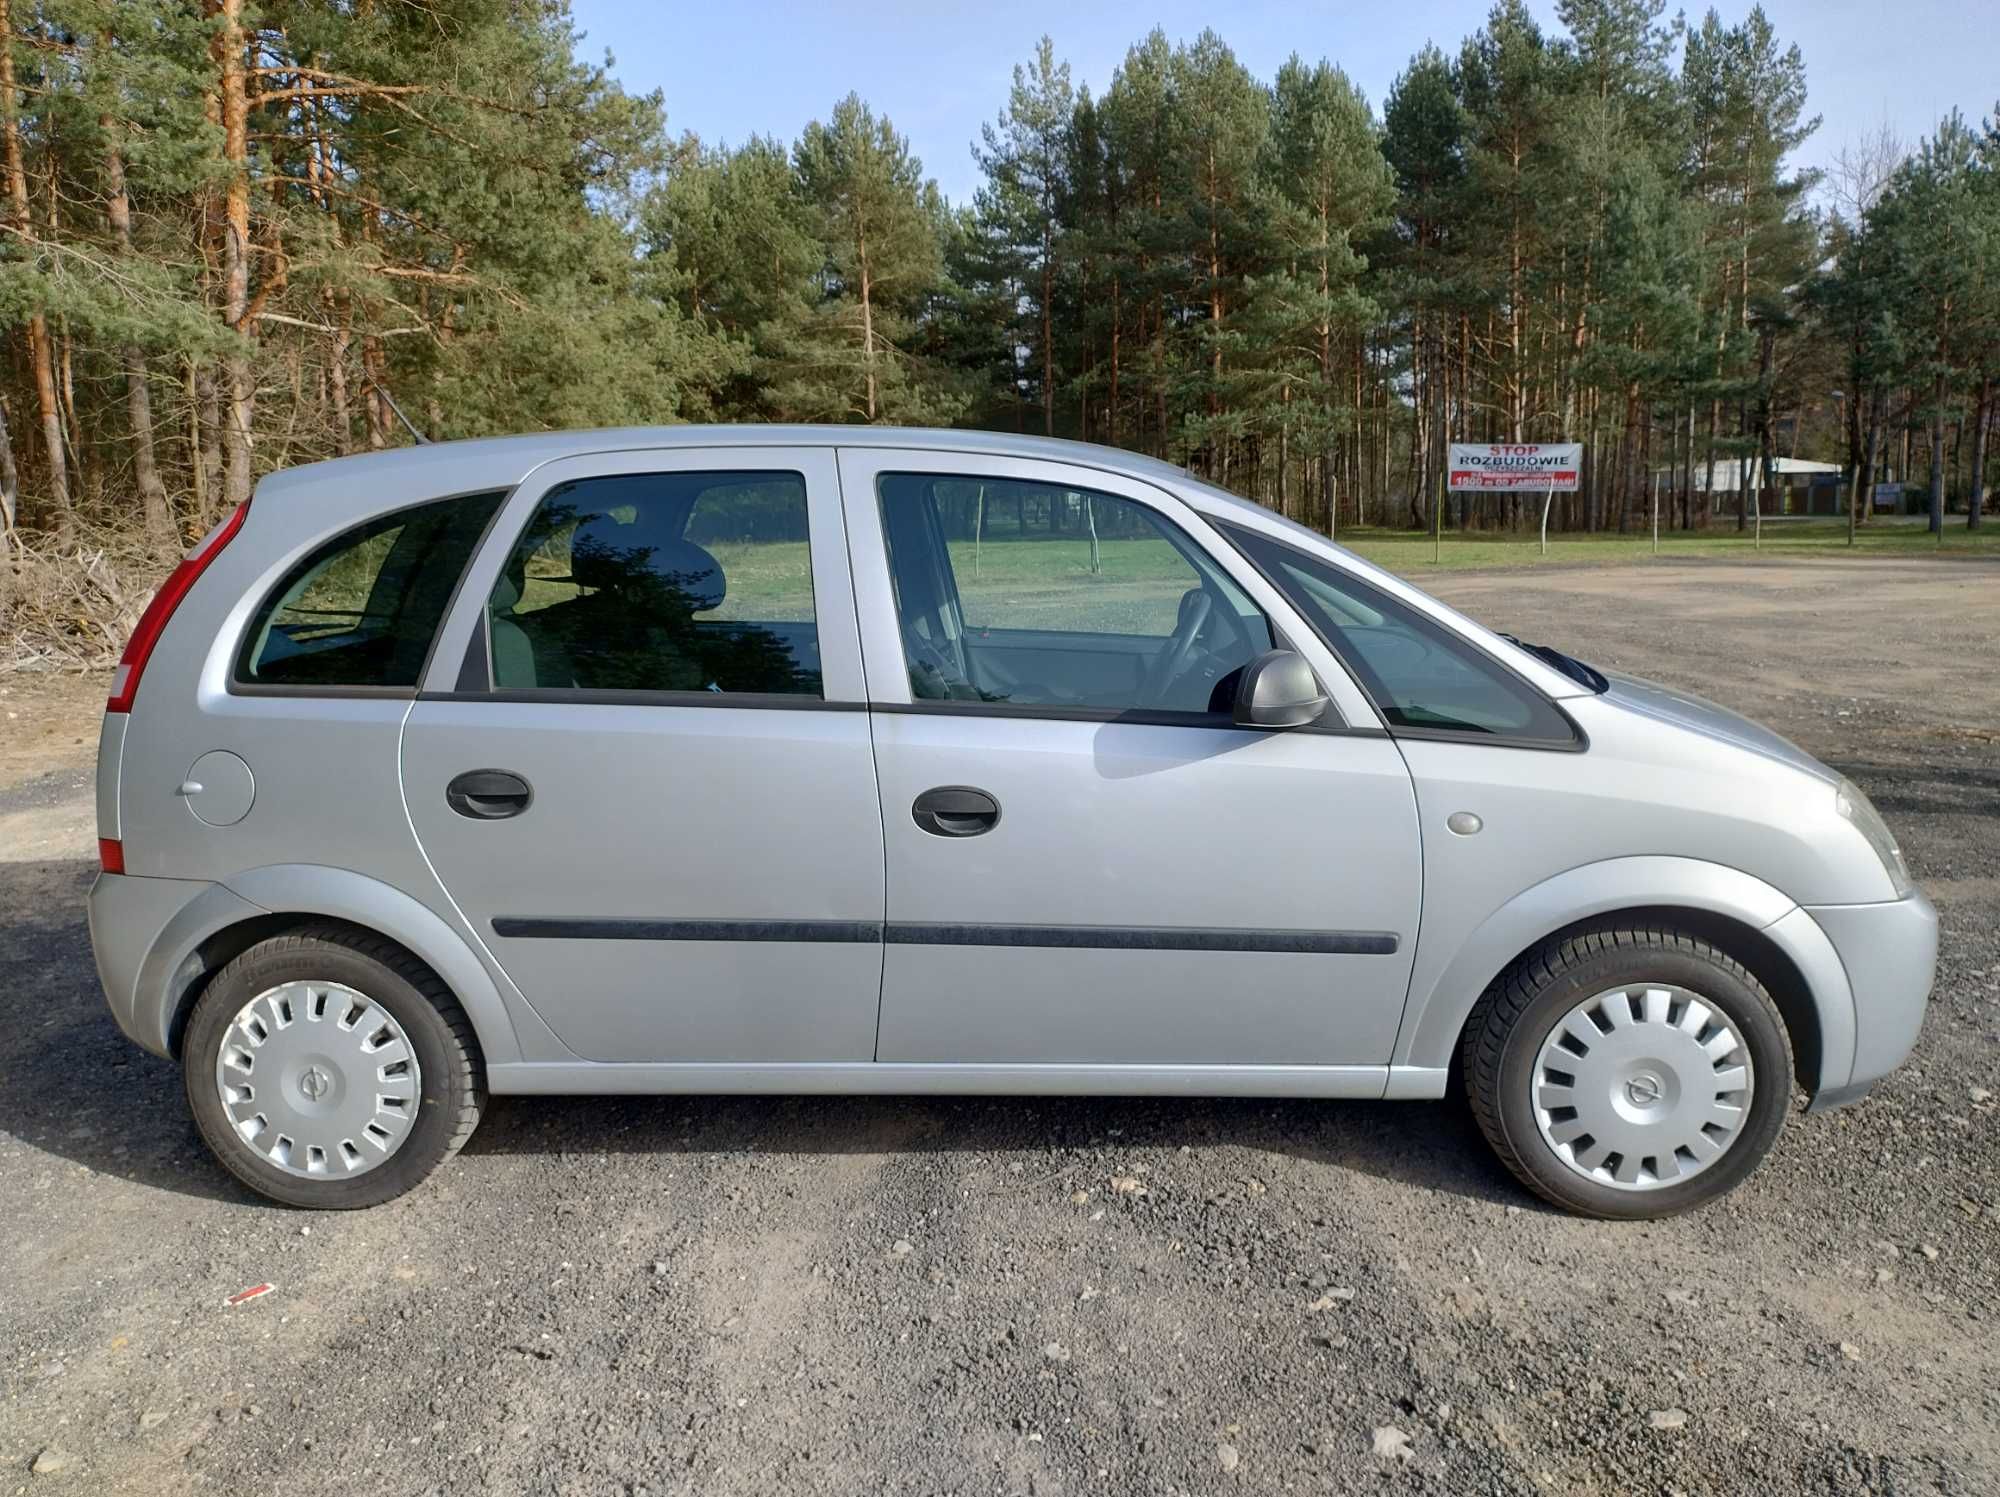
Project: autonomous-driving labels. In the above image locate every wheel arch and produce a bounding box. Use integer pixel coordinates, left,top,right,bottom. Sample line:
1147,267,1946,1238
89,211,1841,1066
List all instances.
138,865,545,1066
1398,856,1855,1098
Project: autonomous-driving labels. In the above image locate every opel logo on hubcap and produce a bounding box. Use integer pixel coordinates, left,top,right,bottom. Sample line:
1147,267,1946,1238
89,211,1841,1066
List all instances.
299,1065,330,1102
1625,1074,1664,1107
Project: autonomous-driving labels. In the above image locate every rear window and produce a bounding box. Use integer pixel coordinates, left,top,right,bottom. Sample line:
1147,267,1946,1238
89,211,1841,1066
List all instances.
236,493,502,689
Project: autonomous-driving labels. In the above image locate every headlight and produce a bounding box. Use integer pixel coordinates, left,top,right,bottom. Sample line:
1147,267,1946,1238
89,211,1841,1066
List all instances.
1836,780,1913,898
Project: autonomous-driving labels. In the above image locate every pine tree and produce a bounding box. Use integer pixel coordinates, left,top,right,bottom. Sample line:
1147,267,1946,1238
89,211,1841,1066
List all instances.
785,95,962,425
1251,57,1392,524
974,37,1073,436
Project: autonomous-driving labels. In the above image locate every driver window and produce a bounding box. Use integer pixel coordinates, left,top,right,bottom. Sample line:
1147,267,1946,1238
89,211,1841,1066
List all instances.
877,473,1271,716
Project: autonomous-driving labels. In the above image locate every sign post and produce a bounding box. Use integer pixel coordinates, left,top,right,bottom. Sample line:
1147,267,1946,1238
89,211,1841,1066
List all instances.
1448,443,1583,560
1433,464,1443,565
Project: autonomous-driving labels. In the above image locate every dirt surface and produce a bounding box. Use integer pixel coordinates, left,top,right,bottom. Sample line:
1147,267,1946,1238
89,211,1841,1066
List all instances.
0,672,103,790
2,555,1996,1495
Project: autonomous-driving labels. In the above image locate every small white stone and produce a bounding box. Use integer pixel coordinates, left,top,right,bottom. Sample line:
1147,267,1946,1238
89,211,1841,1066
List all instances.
1372,1425,1414,1462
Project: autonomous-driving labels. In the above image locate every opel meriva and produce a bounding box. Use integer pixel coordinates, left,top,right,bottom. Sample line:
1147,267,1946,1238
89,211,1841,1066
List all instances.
86,428,1937,1215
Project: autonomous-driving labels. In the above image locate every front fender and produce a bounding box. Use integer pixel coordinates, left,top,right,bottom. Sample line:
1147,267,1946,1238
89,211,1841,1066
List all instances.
1394,855,1855,1094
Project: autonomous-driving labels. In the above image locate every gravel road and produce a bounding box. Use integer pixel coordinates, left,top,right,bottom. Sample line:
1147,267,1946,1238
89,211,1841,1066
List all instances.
2,554,1996,1495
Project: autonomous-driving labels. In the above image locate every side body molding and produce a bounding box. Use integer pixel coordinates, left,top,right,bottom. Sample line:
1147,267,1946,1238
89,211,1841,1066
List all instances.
1394,855,1857,1095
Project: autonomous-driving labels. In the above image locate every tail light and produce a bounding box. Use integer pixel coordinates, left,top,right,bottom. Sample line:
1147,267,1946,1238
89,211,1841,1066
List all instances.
98,838,125,874
107,501,249,714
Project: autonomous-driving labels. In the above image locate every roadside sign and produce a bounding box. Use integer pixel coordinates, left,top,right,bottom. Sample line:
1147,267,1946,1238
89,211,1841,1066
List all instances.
1449,443,1582,492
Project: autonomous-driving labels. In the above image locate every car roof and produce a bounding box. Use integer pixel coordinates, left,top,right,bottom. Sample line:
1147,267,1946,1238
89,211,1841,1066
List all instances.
254,424,1207,507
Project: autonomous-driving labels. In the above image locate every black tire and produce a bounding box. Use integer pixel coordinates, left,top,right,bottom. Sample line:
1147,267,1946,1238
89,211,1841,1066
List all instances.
1460,925,1792,1220
182,924,484,1209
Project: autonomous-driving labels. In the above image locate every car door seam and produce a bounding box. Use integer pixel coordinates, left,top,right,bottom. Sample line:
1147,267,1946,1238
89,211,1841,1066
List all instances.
831,447,895,1063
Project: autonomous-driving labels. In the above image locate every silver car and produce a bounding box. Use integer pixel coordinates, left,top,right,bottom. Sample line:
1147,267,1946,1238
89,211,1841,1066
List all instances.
87,427,1936,1216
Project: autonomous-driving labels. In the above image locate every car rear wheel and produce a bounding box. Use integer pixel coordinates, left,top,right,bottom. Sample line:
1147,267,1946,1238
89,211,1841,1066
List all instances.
182,925,483,1209
1461,925,1793,1219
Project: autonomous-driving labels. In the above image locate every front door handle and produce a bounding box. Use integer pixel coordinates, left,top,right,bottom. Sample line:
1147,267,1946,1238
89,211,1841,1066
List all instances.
912,786,1000,838
446,769,532,820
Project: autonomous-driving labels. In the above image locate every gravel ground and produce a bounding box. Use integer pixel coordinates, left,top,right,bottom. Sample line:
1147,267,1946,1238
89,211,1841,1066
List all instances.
2,554,1996,1496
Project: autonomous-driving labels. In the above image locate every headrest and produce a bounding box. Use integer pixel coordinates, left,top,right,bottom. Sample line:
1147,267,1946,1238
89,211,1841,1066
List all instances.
569,508,725,613
644,540,726,613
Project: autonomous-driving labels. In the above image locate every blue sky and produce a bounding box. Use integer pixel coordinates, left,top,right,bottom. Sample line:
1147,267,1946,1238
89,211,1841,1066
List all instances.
568,0,1994,208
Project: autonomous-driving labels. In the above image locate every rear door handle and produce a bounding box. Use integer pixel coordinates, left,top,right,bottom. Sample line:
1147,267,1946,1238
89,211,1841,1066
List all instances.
912,786,1000,838
446,769,532,820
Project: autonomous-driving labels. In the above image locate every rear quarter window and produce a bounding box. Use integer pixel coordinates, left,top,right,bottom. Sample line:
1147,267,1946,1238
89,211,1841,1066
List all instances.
235,492,503,690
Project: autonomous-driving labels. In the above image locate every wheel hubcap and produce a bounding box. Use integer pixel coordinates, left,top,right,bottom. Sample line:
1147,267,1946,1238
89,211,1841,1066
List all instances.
1532,984,1753,1192
214,981,421,1179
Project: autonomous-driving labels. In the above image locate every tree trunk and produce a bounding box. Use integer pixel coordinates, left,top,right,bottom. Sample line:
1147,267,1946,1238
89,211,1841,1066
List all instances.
194,368,224,523
1857,385,1884,531
1041,245,1055,437
1968,375,1990,531
1,0,70,539
1107,275,1120,446
361,335,389,448
1616,383,1641,533
101,85,173,550
856,221,877,422
210,0,256,507
327,293,353,456
1757,399,1779,522
1928,371,1946,535
0,390,18,550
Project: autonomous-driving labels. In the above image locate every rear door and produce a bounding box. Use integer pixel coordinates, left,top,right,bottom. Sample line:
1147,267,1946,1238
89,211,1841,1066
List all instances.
402,447,885,1063
841,447,1423,1072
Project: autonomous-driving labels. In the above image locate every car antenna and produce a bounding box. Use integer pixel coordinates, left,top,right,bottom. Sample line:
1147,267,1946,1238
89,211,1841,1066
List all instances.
366,379,431,445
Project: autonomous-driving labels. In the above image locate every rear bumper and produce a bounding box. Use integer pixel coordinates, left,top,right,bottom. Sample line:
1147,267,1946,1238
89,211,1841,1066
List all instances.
87,870,246,1058
1802,888,1938,1109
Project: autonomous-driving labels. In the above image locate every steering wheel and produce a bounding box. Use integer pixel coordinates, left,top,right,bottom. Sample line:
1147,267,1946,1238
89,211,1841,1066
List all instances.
1146,589,1213,706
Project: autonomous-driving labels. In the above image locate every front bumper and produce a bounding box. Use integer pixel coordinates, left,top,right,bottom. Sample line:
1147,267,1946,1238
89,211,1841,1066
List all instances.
1802,887,1939,1109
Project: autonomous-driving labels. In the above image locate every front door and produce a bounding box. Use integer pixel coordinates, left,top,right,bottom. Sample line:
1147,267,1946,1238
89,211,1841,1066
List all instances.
839,449,1422,1070
402,448,885,1063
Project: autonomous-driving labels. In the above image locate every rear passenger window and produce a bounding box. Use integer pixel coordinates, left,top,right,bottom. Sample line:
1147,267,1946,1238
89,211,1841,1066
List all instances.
236,493,502,689
487,471,821,697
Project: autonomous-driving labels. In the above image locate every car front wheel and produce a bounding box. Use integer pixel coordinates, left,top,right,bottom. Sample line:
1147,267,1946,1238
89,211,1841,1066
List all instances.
182,925,484,1209
1461,925,1793,1219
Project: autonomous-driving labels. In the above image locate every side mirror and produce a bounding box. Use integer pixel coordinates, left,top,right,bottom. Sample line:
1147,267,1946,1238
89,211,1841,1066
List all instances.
1233,649,1330,730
